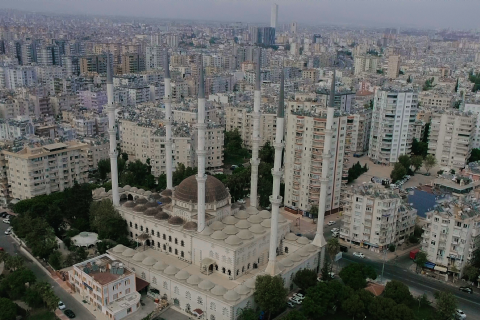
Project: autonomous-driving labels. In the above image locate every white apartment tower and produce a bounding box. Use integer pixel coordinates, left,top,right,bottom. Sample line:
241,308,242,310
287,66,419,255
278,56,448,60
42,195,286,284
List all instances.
368,87,418,165
271,4,278,29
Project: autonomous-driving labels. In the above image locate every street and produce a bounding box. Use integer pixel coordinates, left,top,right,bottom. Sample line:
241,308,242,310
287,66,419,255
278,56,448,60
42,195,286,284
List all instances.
338,253,480,320
0,221,96,320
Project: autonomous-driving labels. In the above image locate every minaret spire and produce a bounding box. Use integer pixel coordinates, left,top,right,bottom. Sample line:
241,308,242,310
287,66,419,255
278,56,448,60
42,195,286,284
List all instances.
106,52,119,206
196,58,207,232
312,70,336,268
250,49,262,208
164,51,173,190
265,70,285,276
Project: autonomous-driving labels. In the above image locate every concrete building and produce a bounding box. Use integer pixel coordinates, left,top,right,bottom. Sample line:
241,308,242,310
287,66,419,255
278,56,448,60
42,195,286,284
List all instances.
0,116,35,140
428,111,474,170
145,46,165,71
69,254,140,320
368,87,418,165
387,55,400,79
121,53,146,74
290,22,298,34
421,198,480,277
354,55,379,75
270,3,278,29
419,92,453,109
79,90,107,113
340,184,416,252
462,102,480,148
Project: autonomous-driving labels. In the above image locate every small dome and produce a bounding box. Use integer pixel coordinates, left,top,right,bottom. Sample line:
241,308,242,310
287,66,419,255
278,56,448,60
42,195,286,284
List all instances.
247,214,263,224
155,212,170,220
278,215,288,223
261,219,271,228
135,197,148,204
198,279,215,290
132,252,146,262
123,185,131,191
211,285,227,296
122,248,136,257
130,187,138,192
210,221,225,231
153,261,168,271
151,193,161,200
107,190,112,195
239,204,246,210
144,191,152,197
175,270,190,280
200,226,213,236
285,233,298,241
137,188,145,194
112,244,127,253
118,187,124,193
245,277,256,289
237,230,254,240
100,191,108,197
281,259,293,267
142,256,157,266
223,290,240,302
161,189,172,197
160,197,172,204
246,207,258,215
223,225,239,235
249,224,265,234
145,208,159,216
123,201,135,208
290,253,302,262
184,221,198,231
305,244,319,252
297,236,310,245
235,220,251,229
298,249,309,257
186,274,203,285
144,202,158,208
225,235,243,246
210,231,228,240
222,215,239,225
234,284,251,295
164,265,179,275
168,216,184,225
259,210,271,219
133,205,147,212
234,210,249,219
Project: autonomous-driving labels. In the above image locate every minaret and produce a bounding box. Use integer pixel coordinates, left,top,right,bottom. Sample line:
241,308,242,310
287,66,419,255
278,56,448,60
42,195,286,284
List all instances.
196,60,207,232
265,70,285,276
250,49,261,208
312,71,336,265
164,51,173,190
106,53,119,206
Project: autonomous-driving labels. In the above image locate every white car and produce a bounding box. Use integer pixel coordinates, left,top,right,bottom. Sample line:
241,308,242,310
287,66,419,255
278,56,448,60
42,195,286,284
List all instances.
317,272,335,282
331,228,339,233
3,219,9,224
237,199,246,204
287,301,295,308
289,297,302,305
353,252,365,258
58,301,66,310
293,293,304,300
456,309,466,319
327,221,336,226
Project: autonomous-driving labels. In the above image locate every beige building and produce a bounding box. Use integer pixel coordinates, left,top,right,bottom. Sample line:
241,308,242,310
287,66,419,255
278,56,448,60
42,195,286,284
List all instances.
428,111,474,170
302,69,319,82
387,55,400,79
354,55,379,75
340,184,416,252
419,92,453,109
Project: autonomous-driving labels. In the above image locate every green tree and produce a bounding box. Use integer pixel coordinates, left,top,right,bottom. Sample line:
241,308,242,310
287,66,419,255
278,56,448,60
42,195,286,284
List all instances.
411,155,423,173
65,247,88,266
0,297,17,320
90,199,128,242
411,139,428,158
414,251,428,273
254,275,288,320
237,308,258,320
302,282,332,318
48,250,63,270
390,163,407,183
434,291,457,320
259,141,275,164
421,123,430,143
282,310,307,320
462,264,479,282
5,255,24,271
224,129,249,165
309,205,318,223
389,244,396,252
0,268,36,300
392,304,415,320
383,280,413,305
327,238,340,272
121,153,129,161
97,159,111,180
25,287,44,309
398,155,411,172
97,240,116,254
469,148,480,163
339,263,377,290
423,154,437,174
368,297,397,320
342,294,365,320
293,268,317,291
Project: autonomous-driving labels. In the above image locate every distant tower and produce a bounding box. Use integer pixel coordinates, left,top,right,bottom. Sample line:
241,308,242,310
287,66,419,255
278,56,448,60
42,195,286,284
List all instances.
265,70,285,276
164,51,173,190
106,52,119,206
291,22,298,34
250,49,262,208
270,3,278,29
196,60,207,232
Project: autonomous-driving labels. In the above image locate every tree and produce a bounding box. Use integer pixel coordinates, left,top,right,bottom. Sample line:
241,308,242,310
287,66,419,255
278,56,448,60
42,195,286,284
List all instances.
237,308,258,320
224,129,249,165
392,304,415,320
342,294,365,320
282,310,307,320
347,161,368,183
90,199,128,242
411,155,423,173
48,250,63,270
5,255,24,271
309,205,318,223
321,259,332,281
368,297,397,320
390,163,407,183
384,280,413,305
469,148,480,163
65,247,88,266
97,159,111,180
327,238,340,272
293,268,317,291
339,263,377,290
0,268,36,300
0,297,17,320
434,291,457,320
411,139,428,158
414,251,428,273
121,153,129,161
398,155,411,172
302,282,332,318
259,142,275,164
423,155,437,174
254,275,288,320
388,244,396,252
462,264,479,282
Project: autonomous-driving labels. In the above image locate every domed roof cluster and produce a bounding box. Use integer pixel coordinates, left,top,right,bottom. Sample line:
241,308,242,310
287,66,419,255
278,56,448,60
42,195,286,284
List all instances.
174,175,229,204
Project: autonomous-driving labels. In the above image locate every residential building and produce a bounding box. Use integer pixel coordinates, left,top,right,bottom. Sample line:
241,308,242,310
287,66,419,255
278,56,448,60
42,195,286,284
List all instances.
387,55,400,79
354,55,379,75
428,111,474,170
419,92,453,109
0,116,35,140
80,53,112,74
79,90,107,113
340,184,416,252
120,53,146,74
69,254,140,320
463,102,480,148
368,87,418,165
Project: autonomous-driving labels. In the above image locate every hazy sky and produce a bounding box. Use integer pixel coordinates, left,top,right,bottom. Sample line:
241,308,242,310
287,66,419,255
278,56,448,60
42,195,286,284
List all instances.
0,0,479,29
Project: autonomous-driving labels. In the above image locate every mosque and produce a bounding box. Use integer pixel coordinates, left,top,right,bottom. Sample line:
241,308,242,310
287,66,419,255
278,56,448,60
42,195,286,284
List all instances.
91,50,334,320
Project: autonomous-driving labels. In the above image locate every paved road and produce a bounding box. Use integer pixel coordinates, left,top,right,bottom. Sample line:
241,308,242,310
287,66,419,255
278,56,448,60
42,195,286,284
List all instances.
0,221,96,320
338,253,480,320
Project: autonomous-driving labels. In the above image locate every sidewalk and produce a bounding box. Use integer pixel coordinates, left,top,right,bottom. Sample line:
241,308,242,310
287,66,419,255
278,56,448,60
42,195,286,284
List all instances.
281,208,341,236
338,237,420,262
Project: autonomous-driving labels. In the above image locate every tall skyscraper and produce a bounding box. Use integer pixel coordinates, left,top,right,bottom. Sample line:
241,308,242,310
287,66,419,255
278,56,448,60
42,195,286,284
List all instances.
291,22,298,34
387,55,400,79
270,3,278,29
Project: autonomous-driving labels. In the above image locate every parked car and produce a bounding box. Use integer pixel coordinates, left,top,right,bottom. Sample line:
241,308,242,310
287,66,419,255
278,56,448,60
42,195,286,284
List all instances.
0,212,6,218
58,301,66,310
331,228,339,233
237,199,246,204
317,273,335,282
332,231,339,238
4,230,10,235
293,293,305,300
289,297,302,305
353,252,365,258
327,221,336,226
287,301,295,308
340,245,348,252
459,287,473,294
3,219,9,224
455,309,466,319
64,310,75,318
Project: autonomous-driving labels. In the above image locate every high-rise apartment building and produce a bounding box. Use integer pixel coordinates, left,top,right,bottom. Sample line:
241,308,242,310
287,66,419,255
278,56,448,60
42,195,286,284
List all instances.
80,53,113,74
462,102,480,148
387,55,400,79
340,184,416,251
291,22,298,34
120,53,146,74
354,55,379,75
271,4,278,29
166,34,179,48
368,87,418,165
428,111,474,170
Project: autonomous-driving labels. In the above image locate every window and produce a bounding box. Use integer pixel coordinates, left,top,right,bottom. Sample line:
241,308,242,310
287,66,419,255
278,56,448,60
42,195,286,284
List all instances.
181,240,184,247
140,226,143,231
163,234,166,240
181,251,184,258
129,222,132,227
135,224,138,229
197,297,203,305
175,238,178,244
186,291,191,300
163,282,168,290
152,277,157,284
146,228,149,233
157,232,160,237
175,249,178,255
126,288,130,294
141,272,146,279
169,236,172,242
151,229,154,235
210,302,216,311
174,286,179,295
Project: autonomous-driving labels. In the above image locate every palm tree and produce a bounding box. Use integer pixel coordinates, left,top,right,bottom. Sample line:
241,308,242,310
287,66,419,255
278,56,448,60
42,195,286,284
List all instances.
327,238,340,273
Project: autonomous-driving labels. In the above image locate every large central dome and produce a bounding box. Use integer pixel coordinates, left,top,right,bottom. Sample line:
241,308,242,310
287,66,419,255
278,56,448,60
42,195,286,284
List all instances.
174,175,229,203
